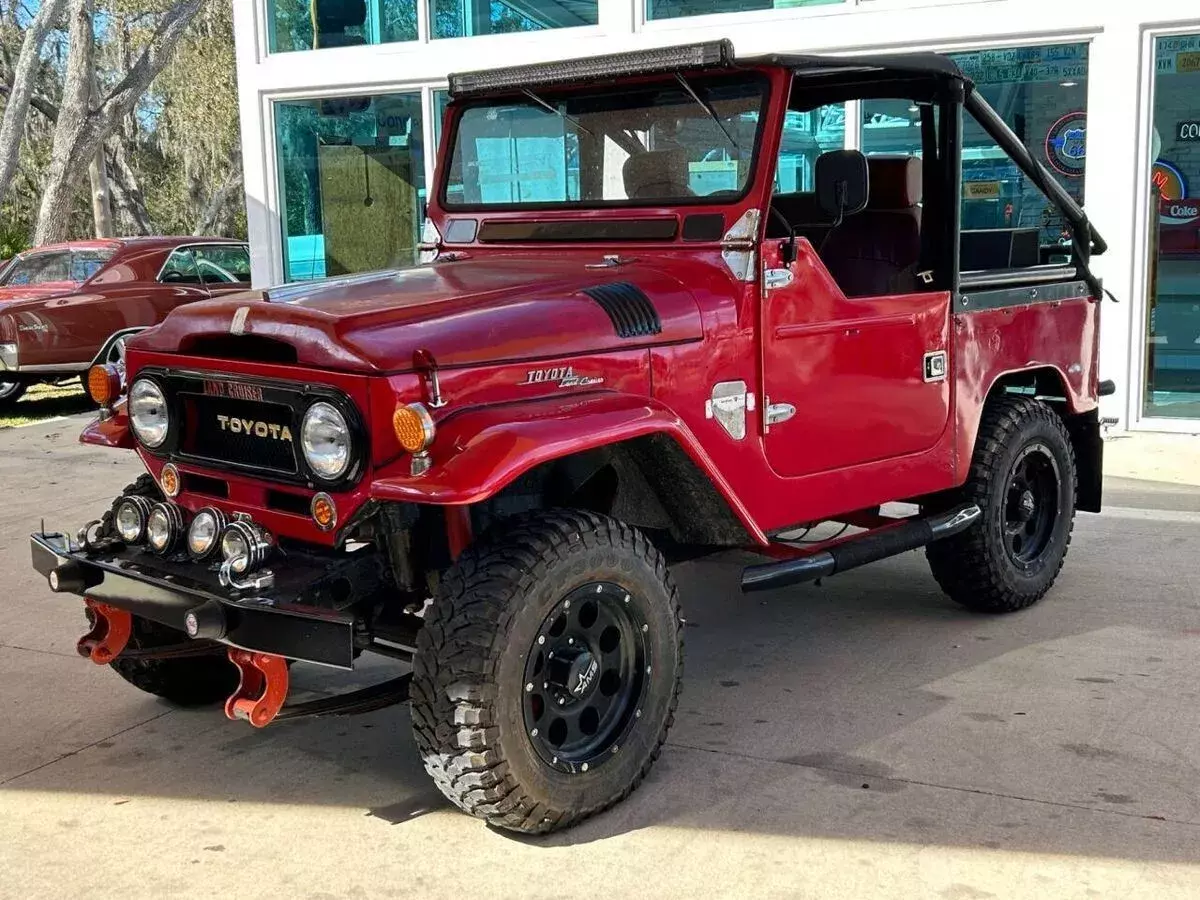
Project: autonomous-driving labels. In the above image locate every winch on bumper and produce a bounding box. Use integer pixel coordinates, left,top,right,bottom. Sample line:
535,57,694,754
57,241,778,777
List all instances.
31,530,360,670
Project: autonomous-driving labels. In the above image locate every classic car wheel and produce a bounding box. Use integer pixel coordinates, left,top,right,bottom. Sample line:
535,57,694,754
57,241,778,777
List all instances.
411,509,682,834
926,396,1076,613
0,379,26,406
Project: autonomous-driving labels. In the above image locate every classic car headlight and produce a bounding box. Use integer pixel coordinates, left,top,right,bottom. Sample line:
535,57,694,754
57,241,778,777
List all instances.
301,401,351,480
129,378,169,448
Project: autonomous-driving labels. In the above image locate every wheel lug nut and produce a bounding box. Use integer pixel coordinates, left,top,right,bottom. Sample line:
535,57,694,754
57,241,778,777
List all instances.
537,635,545,645
612,745,619,754
635,708,642,718
568,637,574,645
525,682,533,692
642,624,648,632
530,728,538,737
558,697,565,705
624,594,630,603
646,666,651,674
564,600,570,610
582,762,589,771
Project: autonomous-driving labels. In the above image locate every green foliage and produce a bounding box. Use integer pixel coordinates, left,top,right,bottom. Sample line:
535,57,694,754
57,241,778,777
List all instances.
0,0,245,244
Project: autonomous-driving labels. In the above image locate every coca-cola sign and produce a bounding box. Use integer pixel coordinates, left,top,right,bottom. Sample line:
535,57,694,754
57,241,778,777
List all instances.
1161,199,1200,226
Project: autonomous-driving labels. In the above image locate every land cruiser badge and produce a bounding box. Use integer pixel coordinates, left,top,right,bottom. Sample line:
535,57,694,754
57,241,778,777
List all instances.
521,366,604,388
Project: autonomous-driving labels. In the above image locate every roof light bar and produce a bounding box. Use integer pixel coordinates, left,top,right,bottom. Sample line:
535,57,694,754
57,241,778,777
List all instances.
448,40,736,98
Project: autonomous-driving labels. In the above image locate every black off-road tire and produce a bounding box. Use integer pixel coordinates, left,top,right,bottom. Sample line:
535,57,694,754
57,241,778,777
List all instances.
109,616,239,706
411,509,683,834
926,396,1076,613
95,475,238,705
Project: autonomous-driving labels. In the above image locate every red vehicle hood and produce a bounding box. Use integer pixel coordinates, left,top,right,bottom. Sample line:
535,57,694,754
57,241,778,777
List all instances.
133,256,707,373
0,281,80,305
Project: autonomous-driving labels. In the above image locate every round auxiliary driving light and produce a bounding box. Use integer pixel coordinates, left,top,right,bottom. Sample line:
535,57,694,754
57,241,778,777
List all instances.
146,502,185,555
113,495,153,543
187,506,228,560
160,463,181,498
220,520,272,575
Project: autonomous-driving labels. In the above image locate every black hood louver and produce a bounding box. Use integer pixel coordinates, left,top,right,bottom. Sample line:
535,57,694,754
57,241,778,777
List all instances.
581,282,663,339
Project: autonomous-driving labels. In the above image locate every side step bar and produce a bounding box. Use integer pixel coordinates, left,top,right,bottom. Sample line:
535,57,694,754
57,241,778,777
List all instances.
742,504,981,593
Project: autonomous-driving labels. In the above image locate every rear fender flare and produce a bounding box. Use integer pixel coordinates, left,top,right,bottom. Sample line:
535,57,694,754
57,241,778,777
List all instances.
369,392,768,545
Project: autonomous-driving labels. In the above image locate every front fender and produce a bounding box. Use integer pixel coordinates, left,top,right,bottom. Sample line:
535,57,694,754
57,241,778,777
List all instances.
369,391,767,544
80,404,134,449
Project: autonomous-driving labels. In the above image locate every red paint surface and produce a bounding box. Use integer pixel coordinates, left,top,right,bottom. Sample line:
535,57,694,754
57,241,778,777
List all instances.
99,62,1100,552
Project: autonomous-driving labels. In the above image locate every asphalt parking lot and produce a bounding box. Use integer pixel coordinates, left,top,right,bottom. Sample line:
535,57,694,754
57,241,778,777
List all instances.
3,414,1200,899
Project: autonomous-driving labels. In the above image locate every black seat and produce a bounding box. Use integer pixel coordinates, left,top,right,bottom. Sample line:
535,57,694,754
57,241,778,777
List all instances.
818,154,923,298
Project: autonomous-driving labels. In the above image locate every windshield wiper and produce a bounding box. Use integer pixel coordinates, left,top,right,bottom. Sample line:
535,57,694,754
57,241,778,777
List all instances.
675,73,739,151
522,89,595,137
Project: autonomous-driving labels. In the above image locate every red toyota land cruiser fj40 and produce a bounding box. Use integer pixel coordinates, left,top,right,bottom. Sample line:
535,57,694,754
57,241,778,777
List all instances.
32,42,1109,834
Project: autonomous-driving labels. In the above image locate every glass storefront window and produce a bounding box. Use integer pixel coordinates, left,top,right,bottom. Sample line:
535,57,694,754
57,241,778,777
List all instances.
647,0,839,22
955,44,1088,253
431,0,597,39
268,0,418,52
1145,34,1200,420
274,93,425,281
775,104,845,193
862,44,1088,259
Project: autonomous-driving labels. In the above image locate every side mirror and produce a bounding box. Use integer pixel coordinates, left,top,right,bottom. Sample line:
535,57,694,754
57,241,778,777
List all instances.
816,150,869,223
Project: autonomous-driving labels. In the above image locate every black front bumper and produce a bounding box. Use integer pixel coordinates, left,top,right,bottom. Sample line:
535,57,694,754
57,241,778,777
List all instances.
31,532,357,669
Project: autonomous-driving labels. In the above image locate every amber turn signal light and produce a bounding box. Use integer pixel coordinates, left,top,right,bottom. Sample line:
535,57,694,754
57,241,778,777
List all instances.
87,364,122,408
159,463,181,498
311,492,337,531
392,402,435,453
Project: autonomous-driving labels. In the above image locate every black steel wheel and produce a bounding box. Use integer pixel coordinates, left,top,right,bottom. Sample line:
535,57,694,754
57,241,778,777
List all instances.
1002,443,1061,566
411,509,682,834
927,396,1076,613
523,581,648,775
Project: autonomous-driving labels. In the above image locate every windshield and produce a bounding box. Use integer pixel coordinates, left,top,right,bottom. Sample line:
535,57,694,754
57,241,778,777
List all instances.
443,73,768,209
0,249,115,286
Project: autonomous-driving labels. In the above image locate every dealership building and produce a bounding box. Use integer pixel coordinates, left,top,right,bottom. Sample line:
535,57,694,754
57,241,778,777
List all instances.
232,0,1200,432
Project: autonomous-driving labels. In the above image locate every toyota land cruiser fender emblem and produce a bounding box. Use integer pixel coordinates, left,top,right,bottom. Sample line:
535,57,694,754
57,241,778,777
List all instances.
521,366,604,388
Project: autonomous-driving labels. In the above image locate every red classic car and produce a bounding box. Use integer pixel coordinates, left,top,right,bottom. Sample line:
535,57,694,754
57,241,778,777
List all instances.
0,237,251,406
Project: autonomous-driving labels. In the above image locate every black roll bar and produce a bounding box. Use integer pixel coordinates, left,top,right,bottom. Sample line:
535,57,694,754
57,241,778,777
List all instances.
964,91,1106,258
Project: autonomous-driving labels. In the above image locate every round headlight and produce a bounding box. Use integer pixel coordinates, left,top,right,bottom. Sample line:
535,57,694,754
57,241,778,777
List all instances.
187,507,227,560
129,378,169,448
114,495,152,543
146,502,184,554
301,401,351,480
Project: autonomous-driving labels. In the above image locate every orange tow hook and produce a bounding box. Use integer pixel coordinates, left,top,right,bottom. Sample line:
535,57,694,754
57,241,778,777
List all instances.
77,598,133,664
225,649,290,728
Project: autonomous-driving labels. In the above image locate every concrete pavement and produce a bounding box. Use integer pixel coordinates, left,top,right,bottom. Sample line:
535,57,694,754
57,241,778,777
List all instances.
3,415,1200,898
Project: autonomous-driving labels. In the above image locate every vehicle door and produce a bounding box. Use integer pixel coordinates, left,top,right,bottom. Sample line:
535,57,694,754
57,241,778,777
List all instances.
759,97,953,478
